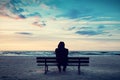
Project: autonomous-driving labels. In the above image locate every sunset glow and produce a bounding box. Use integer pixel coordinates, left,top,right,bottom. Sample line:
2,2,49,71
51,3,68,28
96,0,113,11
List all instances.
0,0,120,51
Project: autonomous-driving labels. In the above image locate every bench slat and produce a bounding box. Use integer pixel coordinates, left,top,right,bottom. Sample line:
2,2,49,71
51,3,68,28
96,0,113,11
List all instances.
37,63,89,66
37,57,89,63
37,57,89,59
36,57,89,64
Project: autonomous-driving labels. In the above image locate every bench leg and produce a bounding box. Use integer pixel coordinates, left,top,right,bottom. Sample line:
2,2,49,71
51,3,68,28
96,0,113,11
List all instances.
45,65,48,74
78,66,80,75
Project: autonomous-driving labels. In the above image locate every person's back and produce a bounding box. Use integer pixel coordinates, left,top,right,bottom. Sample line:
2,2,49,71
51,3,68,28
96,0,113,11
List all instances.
55,48,68,65
55,41,69,72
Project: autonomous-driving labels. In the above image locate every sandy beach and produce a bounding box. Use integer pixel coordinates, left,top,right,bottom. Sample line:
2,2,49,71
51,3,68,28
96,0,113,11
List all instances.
0,55,120,80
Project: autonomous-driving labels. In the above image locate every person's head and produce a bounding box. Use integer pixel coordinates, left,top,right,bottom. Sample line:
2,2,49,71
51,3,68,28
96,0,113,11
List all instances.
58,41,65,49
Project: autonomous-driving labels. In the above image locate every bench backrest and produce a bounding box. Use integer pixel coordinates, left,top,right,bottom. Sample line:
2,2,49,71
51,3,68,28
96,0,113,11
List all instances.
36,57,89,66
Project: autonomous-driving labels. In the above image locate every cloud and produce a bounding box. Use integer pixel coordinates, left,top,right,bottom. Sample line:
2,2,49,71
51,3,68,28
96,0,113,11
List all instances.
0,0,42,18
16,32,33,35
80,27,92,29
75,30,104,36
97,25,105,29
80,16,93,20
108,34,113,36
66,9,80,19
0,0,50,27
67,26,76,31
0,0,24,19
66,26,94,32
32,21,46,27
40,3,50,10
18,14,26,18
66,25,106,36
27,12,41,17
57,7,92,19
74,25,108,36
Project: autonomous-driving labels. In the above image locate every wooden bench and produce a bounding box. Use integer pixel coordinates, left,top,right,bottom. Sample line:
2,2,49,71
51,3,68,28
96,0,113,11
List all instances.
36,57,89,74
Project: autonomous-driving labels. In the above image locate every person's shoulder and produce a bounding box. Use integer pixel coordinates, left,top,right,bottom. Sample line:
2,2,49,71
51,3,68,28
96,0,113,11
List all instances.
65,48,68,51
55,48,58,51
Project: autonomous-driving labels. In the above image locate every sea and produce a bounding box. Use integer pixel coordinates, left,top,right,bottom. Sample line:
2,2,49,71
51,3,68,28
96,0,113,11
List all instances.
0,51,120,56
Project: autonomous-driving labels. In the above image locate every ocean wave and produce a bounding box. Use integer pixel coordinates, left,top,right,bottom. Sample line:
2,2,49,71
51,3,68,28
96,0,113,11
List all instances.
0,51,120,56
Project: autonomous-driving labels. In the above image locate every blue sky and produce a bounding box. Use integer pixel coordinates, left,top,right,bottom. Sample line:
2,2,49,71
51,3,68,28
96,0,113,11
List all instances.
0,0,120,51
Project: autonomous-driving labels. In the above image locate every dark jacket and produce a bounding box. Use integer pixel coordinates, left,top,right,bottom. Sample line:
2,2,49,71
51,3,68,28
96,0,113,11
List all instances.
55,48,68,65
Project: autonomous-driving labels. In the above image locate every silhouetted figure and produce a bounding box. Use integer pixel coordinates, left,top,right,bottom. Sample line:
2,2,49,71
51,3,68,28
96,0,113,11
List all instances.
55,41,69,72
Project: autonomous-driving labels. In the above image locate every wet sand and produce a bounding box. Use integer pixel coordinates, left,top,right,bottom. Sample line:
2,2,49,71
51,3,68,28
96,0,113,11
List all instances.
0,55,120,80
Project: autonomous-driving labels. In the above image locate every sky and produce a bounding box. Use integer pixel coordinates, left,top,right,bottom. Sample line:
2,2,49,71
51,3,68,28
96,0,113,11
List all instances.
0,0,120,51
